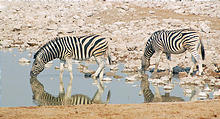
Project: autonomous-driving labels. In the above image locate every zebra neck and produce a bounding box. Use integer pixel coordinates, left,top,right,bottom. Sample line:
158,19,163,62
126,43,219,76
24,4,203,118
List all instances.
38,51,57,64
144,46,155,59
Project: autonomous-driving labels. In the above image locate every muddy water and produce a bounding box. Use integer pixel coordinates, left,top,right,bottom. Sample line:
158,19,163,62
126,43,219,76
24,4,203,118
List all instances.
0,48,214,107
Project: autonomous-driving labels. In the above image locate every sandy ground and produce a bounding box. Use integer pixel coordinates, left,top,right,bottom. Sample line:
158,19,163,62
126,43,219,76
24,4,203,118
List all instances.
1,100,220,119
0,0,220,119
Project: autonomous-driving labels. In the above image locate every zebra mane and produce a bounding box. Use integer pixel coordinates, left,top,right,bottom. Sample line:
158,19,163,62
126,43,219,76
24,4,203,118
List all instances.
33,44,47,59
33,37,58,59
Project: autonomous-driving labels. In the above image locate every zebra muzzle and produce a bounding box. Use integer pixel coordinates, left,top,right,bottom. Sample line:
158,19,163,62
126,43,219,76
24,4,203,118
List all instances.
30,71,37,78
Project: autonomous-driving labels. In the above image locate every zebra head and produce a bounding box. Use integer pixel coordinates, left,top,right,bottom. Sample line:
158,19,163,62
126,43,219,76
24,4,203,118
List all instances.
30,57,45,77
141,56,150,73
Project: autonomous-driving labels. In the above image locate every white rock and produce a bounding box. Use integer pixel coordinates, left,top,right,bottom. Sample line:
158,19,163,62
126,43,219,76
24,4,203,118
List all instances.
149,10,155,14
174,9,185,14
164,84,173,90
55,66,60,70
73,15,80,19
28,53,32,58
199,21,210,33
160,76,169,82
204,86,211,92
125,75,137,81
184,88,192,94
109,64,119,71
77,19,85,27
113,22,125,26
102,77,112,81
19,58,30,63
213,90,220,96
198,92,207,97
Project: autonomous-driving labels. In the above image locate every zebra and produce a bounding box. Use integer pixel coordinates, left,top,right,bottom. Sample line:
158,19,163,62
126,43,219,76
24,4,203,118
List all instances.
30,35,112,83
141,29,205,79
30,77,111,106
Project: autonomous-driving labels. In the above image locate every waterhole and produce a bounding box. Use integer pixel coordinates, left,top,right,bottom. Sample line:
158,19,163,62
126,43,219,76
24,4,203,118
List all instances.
0,48,216,107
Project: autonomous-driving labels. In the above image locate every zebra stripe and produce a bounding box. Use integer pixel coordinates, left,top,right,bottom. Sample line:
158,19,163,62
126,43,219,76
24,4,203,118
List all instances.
30,34,111,77
141,29,205,77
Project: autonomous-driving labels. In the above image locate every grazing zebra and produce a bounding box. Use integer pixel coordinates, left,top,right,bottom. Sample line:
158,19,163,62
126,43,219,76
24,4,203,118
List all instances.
30,35,112,82
141,29,205,79
30,77,111,106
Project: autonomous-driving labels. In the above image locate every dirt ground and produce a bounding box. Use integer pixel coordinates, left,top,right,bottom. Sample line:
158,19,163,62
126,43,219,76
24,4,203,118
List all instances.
0,100,220,119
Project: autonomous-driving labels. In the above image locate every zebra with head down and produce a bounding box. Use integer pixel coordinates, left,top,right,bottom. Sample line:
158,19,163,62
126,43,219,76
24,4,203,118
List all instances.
30,35,112,86
141,29,205,79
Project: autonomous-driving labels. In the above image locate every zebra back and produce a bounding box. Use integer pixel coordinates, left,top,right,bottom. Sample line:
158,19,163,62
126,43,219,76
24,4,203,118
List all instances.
33,35,109,63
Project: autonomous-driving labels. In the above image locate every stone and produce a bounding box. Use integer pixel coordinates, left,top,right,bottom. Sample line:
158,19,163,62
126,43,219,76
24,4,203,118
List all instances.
199,21,211,33
204,86,211,92
18,58,30,64
102,77,112,81
77,19,85,27
149,10,155,14
164,85,173,90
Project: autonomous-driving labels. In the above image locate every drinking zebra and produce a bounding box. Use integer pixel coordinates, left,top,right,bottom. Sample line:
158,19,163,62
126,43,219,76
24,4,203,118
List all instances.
30,35,112,82
141,29,205,79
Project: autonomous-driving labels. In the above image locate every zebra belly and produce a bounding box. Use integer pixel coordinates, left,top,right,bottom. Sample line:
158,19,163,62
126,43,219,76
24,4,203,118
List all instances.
72,56,92,61
163,47,186,54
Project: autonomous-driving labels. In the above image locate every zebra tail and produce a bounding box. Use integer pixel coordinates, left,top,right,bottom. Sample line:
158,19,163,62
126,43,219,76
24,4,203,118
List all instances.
105,90,111,104
108,54,112,65
107,42,112,65
200,40,205,60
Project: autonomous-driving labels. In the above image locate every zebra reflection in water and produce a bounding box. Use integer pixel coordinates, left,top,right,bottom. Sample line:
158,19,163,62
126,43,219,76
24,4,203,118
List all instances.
30,77,110,106
139,76,184,103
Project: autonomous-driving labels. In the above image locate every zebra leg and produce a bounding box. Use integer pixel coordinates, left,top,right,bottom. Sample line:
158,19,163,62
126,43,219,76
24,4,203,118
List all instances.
99,68,104,84
166,53,173,79
65,57,73,98
189,55,196,76
59,60,65,95
153,51,163,74
193,55,203,76
92,55,105,80
66,57,73,80
189,48,203,76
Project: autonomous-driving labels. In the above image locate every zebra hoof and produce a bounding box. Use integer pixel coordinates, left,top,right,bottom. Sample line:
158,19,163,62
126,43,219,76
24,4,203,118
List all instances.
91,74,97,79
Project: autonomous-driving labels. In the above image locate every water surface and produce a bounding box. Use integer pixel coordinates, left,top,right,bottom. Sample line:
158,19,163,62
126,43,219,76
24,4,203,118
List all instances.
0,48,215,107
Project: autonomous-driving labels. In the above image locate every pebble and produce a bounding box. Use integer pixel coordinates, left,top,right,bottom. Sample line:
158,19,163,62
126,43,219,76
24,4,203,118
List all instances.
164,85,173,90
213,90,220,97
204,86,211,92
125,76,136,81
18,58,30,64
102,77,112,81
198,92,207,98
184,88,192,94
